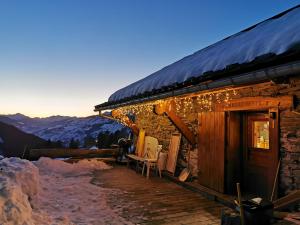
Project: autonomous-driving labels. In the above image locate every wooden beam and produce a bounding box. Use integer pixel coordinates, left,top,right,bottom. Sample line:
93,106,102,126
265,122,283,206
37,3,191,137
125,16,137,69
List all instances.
111,110,139,135
216,95,294,111
273,190,300,210
155,100,196,145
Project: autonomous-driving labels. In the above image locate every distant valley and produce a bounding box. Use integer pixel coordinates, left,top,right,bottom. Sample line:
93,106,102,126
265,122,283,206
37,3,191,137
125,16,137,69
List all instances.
0,113,129,156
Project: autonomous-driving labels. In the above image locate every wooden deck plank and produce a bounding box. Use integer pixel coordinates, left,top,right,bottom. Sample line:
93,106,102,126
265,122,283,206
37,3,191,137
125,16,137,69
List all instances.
92,166,229,224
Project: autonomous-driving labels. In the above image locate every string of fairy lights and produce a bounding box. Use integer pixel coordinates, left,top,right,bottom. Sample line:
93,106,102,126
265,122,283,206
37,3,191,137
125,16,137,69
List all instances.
111,88,239,125
111,102,156,126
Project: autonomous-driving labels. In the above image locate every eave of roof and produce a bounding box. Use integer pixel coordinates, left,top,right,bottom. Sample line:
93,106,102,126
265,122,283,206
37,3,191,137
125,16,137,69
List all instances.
95,5,300,111
95,58,300,111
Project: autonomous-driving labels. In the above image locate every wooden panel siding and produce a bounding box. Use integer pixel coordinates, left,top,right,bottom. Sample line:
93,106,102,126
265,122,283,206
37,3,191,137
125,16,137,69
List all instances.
198,112,225,193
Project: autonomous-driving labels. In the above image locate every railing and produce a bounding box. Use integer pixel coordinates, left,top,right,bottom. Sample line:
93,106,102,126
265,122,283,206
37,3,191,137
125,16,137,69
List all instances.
29,148,118,160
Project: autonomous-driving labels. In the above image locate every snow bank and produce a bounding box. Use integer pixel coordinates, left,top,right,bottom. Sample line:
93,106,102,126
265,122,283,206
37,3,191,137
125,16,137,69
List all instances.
35,157,112,175
1,158,39,197
0,157,130,225
0,157,39,225
33,158,130,225
0,180,34,225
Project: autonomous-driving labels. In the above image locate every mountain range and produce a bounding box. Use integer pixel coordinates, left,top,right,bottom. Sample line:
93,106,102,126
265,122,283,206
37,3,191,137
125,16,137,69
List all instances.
0,113,129,148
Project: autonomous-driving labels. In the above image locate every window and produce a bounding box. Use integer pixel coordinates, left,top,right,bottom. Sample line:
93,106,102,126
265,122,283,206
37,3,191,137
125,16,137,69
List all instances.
253,121,269,149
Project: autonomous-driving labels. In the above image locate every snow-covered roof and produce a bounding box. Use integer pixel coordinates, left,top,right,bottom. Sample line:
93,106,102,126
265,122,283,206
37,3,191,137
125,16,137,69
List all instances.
106,5,300,103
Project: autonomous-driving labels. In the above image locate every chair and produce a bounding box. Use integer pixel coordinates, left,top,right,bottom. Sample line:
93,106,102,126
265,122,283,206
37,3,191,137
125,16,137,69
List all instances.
142,133,181,178
127,133,159,173
142,144,162,179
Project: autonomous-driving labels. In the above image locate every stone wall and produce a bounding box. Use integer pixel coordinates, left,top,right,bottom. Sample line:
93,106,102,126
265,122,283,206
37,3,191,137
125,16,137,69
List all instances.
133,76,300,195
278,77,300,195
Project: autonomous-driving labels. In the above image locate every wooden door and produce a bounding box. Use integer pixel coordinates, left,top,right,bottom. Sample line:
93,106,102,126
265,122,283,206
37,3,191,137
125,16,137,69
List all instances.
198,112,225,193
243,110,279,198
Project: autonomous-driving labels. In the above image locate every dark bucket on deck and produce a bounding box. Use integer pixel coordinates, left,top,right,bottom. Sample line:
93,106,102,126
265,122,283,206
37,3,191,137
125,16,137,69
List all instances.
221,199,273,225
242,199,273,225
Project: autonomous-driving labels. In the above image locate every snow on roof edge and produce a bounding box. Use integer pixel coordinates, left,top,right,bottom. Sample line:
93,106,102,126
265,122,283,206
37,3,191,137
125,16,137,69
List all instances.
107,5,300,103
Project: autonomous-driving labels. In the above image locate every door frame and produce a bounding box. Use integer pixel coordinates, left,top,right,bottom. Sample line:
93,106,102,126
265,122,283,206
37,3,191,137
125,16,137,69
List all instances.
241,110,279,198
198,95,292,196
224,108,279,197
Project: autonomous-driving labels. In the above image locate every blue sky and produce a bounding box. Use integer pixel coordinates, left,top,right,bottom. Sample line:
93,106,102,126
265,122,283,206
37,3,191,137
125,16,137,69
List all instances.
0,0,298,117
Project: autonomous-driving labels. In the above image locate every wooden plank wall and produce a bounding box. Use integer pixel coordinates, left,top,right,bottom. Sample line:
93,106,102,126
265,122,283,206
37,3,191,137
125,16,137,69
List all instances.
198,112,225,193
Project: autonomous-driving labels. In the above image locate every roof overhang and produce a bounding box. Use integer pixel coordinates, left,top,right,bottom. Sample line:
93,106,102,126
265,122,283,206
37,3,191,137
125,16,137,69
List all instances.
95,60,300,112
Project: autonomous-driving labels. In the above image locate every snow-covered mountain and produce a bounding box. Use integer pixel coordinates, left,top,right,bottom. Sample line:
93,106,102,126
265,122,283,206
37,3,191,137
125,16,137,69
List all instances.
0,113,129,146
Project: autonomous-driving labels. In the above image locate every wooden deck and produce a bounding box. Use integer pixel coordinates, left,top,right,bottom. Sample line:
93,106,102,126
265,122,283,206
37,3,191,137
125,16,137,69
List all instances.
91,166,229,225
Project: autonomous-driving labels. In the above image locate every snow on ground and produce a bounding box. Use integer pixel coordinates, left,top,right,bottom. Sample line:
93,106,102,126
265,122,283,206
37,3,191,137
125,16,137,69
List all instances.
34,157,112,176
0,158,39,225
0,157,133,225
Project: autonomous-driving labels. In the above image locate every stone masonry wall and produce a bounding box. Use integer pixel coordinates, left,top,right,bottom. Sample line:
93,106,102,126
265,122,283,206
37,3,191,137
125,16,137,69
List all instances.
133,75,300,195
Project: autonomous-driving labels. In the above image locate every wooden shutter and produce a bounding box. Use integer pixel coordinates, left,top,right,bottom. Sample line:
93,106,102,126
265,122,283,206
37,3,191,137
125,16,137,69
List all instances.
198,112,225,193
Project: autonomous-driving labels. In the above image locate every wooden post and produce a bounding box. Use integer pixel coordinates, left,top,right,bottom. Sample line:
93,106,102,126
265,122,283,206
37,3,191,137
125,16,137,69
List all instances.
237,183,245,225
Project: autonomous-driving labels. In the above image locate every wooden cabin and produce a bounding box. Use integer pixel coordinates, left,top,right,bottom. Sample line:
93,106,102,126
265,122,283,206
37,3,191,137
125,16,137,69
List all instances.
95,6,300,199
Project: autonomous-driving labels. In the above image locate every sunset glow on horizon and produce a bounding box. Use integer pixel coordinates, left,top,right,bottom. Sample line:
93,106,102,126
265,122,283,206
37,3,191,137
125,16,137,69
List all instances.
0,0,297,117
